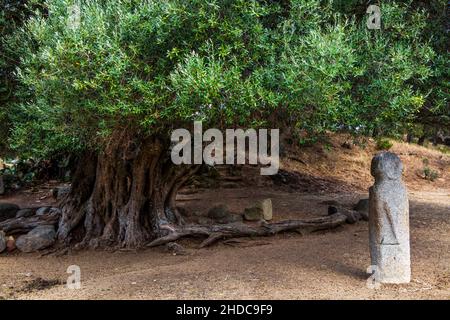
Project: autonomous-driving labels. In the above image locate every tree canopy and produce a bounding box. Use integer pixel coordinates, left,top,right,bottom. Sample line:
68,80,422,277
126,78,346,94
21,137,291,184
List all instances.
1,0,448,158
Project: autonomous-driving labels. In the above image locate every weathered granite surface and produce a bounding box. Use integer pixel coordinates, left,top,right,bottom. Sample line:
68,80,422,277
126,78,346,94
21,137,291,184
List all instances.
369,152,411,284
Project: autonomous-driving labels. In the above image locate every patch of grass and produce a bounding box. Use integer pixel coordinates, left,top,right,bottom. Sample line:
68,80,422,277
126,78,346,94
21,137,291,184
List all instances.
436,145,450,155
423,167,439,181
422,158,439,181
376,138,393,150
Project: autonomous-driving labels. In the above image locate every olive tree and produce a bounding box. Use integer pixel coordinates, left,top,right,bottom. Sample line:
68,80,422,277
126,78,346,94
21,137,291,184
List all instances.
4,0,444,248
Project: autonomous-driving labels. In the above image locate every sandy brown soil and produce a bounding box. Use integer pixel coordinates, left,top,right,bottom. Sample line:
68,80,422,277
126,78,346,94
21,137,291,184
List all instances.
0,138,449,300
0,187,449,300
281,135,450,193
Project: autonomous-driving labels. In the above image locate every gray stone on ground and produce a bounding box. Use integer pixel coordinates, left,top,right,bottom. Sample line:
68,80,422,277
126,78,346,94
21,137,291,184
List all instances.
166,242,188,255
36,207,51,216
48,207,62,216
6,236,16,252
0,203,20,222
244,199,272,221
16,208,35,218
16,225,56,253
369,151,410,284
35,206,61,218
0,231,6,253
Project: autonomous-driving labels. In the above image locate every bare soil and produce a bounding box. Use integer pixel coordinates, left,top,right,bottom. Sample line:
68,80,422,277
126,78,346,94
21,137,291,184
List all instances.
0,137,449,300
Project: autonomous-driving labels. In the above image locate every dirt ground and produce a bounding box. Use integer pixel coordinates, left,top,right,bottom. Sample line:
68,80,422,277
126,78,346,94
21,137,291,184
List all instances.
0,137,449,300
0,186,449,300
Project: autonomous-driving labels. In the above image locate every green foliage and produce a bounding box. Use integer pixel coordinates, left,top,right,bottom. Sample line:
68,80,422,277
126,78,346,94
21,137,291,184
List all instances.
422,158,439,181
0,0,39,154
375,138,393,150
436,145,450,155
423,167,439,181
1,0,448,157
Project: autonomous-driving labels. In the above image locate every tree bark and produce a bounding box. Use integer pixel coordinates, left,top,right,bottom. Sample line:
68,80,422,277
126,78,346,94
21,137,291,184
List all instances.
0,212,60,235
53,131,363,250
57,132,198,249
147,213,348,248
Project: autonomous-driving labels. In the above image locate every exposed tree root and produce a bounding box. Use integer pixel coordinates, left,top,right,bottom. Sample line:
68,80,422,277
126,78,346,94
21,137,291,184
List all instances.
147,213,349,248
56,132,200,249
328,206,368,223
0,213,60,235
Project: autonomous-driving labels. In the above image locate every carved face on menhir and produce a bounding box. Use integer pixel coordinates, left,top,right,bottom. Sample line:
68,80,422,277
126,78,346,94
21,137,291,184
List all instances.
370,152,403,181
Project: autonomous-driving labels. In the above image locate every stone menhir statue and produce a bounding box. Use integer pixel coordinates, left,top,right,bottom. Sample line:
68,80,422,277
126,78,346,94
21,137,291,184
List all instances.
369,152,411,283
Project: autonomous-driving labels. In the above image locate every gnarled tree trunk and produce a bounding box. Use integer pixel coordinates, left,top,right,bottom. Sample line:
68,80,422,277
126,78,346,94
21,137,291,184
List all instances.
53,131,362,250
57,132,197,249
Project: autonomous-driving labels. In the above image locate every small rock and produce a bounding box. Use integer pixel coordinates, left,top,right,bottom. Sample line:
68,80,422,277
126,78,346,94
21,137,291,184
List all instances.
166,242,187,255
341,141,353,149
260,199,272,220
6,236,16,252
16,225,56,253
16,208,35,218
48,207,62,216
36,207,51,216
244,199,272,221
0,231,6,253
0,203,20,222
